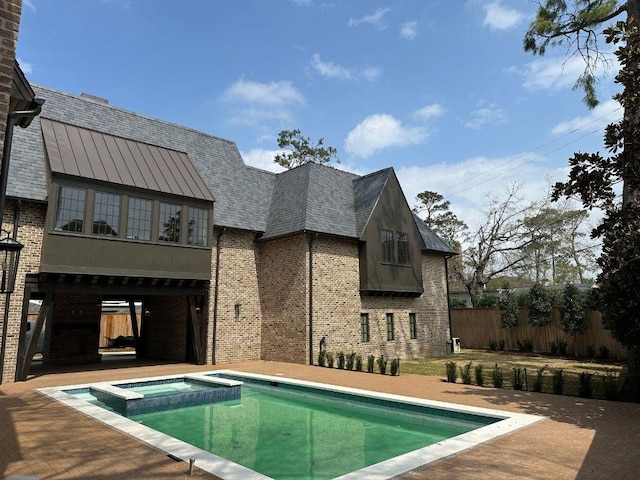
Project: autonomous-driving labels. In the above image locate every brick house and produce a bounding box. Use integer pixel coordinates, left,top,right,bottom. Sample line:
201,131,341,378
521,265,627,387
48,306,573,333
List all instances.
0,85,456,383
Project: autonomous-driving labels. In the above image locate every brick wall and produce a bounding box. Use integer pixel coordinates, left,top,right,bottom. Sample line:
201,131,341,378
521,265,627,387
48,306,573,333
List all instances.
45,293,101,365
1,200,46,381
257,234,308,363
210,229,262,364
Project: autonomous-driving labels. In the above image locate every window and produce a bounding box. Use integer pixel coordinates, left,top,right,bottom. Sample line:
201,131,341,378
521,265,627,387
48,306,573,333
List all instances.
397,232,410,265
159,202,181,243
386,313,394,341
54,187,86,232
127,197,152,240
187,207,208,246
409,312,417,339
381,229,394,263
360,313,370,343
93,192,120,236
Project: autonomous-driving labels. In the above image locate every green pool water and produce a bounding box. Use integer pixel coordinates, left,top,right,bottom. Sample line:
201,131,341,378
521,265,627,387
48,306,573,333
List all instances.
123,380,213,398
129,383,489,480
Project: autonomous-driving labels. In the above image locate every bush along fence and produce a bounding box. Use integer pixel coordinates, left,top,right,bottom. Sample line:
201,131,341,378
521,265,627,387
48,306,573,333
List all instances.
317,350,400,376
443,361,622,401
451,307,627,360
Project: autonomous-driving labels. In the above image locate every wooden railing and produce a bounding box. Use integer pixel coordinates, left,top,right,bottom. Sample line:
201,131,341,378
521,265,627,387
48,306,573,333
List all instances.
451,307,627,361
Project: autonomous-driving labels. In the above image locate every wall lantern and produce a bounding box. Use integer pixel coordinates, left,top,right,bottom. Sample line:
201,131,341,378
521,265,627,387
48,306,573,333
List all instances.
0,230,23,294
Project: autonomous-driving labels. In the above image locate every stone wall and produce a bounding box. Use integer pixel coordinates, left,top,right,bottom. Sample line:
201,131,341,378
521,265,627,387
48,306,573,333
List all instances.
211,229,262,364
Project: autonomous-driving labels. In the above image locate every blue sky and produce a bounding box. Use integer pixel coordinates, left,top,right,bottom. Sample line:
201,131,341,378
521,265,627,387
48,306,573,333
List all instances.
16,0,620,230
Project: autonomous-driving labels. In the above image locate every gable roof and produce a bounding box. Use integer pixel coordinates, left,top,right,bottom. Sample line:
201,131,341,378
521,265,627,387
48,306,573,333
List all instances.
353,168,392,238
41,118,214,201
412,213,458,254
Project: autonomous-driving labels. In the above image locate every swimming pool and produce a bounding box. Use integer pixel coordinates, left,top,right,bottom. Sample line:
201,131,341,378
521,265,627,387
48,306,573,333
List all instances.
38,370,543,479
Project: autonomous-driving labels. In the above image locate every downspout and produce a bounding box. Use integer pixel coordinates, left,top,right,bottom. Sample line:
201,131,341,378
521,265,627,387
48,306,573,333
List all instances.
0,100,44,384
444,254,454,350
212,228,225,365
308,233,316,365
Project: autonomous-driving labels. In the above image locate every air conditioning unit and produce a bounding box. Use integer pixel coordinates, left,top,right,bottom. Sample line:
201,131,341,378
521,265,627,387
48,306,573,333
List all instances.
452,337,461,353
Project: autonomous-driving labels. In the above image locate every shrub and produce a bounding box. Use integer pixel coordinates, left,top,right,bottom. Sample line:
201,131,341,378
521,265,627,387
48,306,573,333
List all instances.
586,344,596,359
497,286,519,328
390,358,400,376
445,361,458,383
377,355,387,375
488,340,498,351
475,364,485,387
528,283,554,327
578,372,593,398
317,350,326,367
533,365,547,392
552,369,564,394
558,341,568,356
516,339,534,353
366,355,375,373
337,351,346,369
549,341,559,355
602,369,619,400
560,284,586,342
599,345,610,360
460,362,473,385
512,367,527,390
326,352,334,368
355,354,363,371
492,364,504,388
498,339,506,351
346,352,356,370
476,294,499,308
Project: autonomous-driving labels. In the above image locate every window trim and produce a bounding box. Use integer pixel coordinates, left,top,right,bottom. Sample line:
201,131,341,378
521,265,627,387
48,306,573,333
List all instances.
92,190,121,237
360,313,370,343
386,312,395,341
54,186,87,233
380,229,411,266
409,312,417,340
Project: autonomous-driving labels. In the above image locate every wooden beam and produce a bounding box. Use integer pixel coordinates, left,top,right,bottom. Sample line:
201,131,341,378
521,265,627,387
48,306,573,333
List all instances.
19,291,54,381
13,285,32,383
128,300,140,359
188,295,204,365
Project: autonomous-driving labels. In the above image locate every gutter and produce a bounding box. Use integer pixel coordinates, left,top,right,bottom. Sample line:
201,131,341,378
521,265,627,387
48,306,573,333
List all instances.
308,232,316,365
0,200,20,383
211,228,225,364
444,253,455,350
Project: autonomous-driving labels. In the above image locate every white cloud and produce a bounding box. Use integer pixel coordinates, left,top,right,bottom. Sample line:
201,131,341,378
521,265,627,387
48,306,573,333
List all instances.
221,78,305,126
551,98,622,135
464,102,506,129
400,21,418,39
310,54,380,82
413,103,445,121
483,1,525,31
240,148,287,173
16,58,32,75
291,0,312,5
348,8,390,30
23,0,36,11
344,113,427,158
518,56,586,91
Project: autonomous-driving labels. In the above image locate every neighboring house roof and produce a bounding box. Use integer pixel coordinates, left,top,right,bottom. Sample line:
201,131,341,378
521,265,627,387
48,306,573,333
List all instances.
8,85,454,254
41,118,214,202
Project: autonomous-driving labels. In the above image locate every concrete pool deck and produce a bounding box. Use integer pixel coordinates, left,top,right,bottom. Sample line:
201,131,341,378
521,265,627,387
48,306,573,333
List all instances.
1,359,639,479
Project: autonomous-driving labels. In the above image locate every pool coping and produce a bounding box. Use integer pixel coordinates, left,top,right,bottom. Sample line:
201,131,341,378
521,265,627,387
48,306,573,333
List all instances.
37,369,544,480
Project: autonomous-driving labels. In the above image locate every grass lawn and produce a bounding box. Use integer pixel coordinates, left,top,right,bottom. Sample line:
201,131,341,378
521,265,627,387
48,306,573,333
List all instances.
402,349,625,400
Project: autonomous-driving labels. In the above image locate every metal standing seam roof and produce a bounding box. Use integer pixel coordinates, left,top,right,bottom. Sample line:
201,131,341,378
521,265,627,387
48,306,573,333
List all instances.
40,118,214,202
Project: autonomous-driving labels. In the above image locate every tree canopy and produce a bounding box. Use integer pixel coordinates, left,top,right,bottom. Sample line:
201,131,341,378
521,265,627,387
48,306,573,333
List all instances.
274,129,339,169
413,191,467,244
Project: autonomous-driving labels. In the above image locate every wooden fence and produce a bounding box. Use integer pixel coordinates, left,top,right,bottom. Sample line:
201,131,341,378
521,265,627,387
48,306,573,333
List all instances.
451,307,627,361
100,314,139,348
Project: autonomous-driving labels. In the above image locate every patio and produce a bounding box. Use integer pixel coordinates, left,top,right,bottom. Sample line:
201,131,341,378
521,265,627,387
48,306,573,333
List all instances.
1,359,639,479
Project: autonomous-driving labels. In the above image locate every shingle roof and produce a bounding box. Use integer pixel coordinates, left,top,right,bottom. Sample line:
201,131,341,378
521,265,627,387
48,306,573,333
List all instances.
7,85,454,254
9,85,273,230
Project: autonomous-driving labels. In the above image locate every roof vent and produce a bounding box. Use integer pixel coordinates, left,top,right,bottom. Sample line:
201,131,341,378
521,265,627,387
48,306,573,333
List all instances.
80,92,109,104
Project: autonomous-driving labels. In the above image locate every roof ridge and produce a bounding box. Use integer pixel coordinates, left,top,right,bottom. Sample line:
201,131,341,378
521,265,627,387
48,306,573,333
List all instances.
33,84,238,146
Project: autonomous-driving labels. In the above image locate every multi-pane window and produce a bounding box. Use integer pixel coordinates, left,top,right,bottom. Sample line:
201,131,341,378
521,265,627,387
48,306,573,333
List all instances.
55,186,86,232
397,232,410,265
187,207,208,246
127,197,152,240
158,202,181,243
381,229,394,263
386,313,395,341
360,313,370,343
93,192,120,236
409,312,417,339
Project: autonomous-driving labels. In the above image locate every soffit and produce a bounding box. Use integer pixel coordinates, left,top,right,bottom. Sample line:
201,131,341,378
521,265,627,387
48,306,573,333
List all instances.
41,118,215,202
